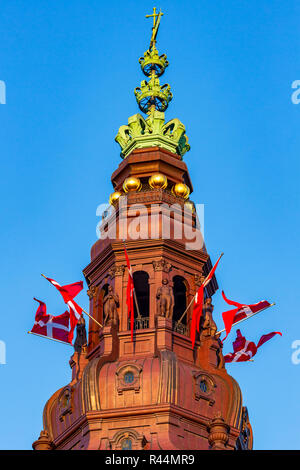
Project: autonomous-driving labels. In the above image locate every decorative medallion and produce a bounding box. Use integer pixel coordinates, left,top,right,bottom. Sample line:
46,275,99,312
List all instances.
116,364,142,395
193,372,216,406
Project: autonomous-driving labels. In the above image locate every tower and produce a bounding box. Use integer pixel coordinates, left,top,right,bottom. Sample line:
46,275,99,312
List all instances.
33,10,253,451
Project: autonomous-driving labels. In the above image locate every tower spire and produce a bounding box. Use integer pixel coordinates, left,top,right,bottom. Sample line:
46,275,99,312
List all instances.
134,8,172,115
115,8,190,160
33,10,252,452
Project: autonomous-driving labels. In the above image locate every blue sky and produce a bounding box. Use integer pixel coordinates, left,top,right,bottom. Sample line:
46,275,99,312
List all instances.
0,0,299,450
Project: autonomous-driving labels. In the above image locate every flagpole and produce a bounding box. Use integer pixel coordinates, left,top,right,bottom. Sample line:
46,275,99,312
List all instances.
178,295,196,324
177,252,224,325
41,273,103,328
216,302,275,335
27,331,73,346
133,289,142,320
227,359,254,363
81,308,103,328
122,240,142,320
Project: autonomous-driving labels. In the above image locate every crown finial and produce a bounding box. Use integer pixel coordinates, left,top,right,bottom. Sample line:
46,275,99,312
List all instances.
115,9,190,159
135,8,172,115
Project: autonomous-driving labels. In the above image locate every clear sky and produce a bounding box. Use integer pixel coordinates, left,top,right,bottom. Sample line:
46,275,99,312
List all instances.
0,0,299,450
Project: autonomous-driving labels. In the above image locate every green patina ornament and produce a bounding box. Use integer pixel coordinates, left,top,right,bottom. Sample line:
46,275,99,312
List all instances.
115,8,190,159
139,48,169,77
115,110,190,159
134,74,172,114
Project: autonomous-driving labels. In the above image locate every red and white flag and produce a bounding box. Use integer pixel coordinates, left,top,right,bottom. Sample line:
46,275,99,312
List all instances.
256,331,282,348
31,298,71,344
44,276,83,303
221,291,271,341
67,299,83,343
43,276,84,343
190,253,223,348
224,329,282,363
124,245,134,342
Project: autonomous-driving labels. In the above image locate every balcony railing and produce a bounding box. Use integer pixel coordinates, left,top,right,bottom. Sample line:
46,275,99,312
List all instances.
173,321,189,337
127,317,189,337
128,317,149,331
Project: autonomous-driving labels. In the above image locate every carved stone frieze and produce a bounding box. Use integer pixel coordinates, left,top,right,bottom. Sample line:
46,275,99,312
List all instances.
194,273,205,287
87,286,97,300
109,265,125,279
152,259,172,273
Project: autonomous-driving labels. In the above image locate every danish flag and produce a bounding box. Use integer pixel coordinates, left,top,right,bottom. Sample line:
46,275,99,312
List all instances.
224,329,282,363
43,276,83,303
31,298,71,343
190,253,223,348
221,291,272,341
43,276,83,342
67,299,83,343
124,245,134,341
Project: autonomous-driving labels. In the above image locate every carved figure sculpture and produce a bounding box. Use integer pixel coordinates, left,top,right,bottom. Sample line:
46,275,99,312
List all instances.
201,297,217,337
103,286,120,326
74,315,87,354
156,279,174,319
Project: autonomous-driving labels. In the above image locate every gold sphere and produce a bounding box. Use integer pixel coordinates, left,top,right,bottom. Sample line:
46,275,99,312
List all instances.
149,173,168,190
172,183,190,199
184,200,195,212
109,191,122,205
123,176,142,193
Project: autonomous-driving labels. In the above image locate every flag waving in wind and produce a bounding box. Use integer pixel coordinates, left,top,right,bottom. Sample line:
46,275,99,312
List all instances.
190,253,223,348
221,291,272,341
43,275,83,343
31,298,71,344
43,276,83,303
224,329,282,363
124,245,134,342
67,298,83,343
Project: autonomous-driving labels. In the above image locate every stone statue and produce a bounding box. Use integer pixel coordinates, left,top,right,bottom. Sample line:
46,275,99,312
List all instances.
74,315,87,354
156,279,174,319
103,286,119,326
216,336,225,369
201,297,217,337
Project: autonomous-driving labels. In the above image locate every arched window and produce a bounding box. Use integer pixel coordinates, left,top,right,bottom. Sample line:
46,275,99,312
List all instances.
172,275,187,325
133,271,149,319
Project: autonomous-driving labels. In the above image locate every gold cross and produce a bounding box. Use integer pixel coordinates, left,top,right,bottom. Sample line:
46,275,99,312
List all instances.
145,7,164,49
145,7,159,27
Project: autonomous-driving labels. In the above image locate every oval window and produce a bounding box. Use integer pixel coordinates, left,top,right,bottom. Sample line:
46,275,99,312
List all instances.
124,371,134,384
121,438,132,450
199,379,208,393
